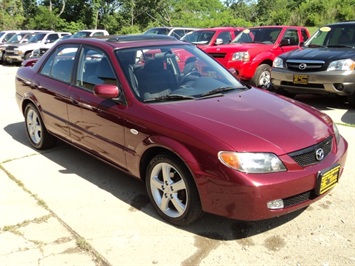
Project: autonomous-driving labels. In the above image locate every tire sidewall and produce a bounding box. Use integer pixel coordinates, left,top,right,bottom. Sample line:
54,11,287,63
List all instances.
146,153,202,226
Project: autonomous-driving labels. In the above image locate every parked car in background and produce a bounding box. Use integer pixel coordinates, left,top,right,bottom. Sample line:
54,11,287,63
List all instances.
4,31,71,64
72,29,109,38
0,32,36,62
181,27,244,50
0,30,23,43
16,34,347,226
143,27,197,39
271,21,355,107
30,34,72,58
204,26,310,89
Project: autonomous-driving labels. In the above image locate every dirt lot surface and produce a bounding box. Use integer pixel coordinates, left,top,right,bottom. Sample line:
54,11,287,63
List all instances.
0,65,354,265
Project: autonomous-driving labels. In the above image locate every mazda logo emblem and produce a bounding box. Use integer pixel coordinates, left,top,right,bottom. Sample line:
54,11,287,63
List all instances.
315,148,325,161
299,63,307,70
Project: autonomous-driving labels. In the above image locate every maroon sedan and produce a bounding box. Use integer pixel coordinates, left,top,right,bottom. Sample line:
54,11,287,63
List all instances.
15,35,348,226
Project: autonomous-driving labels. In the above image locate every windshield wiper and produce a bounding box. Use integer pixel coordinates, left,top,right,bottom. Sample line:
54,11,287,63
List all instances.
144,94,195,102
200,86,237,97
327,44,354,48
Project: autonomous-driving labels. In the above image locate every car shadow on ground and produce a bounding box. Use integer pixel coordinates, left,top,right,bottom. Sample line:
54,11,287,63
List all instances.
294,94,355,125
4,122,307,241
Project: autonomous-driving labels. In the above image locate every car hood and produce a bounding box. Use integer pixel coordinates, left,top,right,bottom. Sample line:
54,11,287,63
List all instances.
205,43,270,53
148,89,332,155
280,47,355,60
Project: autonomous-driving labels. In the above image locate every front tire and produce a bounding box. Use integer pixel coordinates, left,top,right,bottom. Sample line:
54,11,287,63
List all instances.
146,153,203,226
25,103,56,149
252,64,272,89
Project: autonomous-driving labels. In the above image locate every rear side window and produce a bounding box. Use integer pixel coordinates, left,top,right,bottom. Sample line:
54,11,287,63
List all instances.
40,45,79,83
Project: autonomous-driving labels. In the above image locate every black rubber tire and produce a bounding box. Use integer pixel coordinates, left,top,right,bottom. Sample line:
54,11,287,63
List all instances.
347,94,355,108
24,103,56,149
24,52,31,60
146,153,203,226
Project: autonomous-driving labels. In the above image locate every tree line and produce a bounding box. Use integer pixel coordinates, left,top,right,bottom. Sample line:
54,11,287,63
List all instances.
1,0,354,35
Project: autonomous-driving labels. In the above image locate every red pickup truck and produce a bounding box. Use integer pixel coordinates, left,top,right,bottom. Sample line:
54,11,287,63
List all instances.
203,26,310,89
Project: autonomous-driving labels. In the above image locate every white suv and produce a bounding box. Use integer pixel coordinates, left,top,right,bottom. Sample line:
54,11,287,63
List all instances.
4,31,71,64
143,27,198,39
72,29,109,38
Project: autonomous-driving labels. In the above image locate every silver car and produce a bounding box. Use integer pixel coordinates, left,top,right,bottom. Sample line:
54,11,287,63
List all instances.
271,21,355,107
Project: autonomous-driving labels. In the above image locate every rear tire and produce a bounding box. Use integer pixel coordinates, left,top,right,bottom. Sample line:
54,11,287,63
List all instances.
24,103,56,149
146,153,203,226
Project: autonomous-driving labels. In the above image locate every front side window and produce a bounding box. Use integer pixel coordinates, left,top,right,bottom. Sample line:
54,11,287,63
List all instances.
282,29,299,45
216,31,232,44
40,45,79,83
46,34,59,43
76,47,117,91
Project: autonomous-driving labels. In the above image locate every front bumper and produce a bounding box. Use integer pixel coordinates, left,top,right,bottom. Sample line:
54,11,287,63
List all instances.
4,52,24,63
271,68,355,96
197,135,348,221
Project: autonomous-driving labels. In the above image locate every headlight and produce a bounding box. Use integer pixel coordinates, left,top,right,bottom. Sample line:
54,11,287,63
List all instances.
327,59,355,71
31,49,40,57
333,123,340,145
218,151,287,173
273,57,283,68
232,52,250,62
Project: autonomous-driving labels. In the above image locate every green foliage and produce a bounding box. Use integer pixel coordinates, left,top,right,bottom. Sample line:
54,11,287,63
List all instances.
0,0,25,29
0,0,354,33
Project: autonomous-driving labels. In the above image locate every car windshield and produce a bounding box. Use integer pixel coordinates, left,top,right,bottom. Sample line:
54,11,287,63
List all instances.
304,24,355,48
28,33,47,43
181,31,215,45
231,28,281,44
7,33,26,43
116,44,247,102
72,31,91,38
144,28,171,35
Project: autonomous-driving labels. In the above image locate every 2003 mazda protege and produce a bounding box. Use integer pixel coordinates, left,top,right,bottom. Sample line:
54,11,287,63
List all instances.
15,35,348,226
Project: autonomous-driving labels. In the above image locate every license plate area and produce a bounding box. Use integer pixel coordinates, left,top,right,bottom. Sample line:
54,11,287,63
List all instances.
316,164,340,195
293,74,308,84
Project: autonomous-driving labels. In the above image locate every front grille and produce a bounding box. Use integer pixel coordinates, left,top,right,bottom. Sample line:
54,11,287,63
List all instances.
208,53,226,59
286,59,326,72
283,190,316,207
288,136,332,167
281,81,325,89
5,46,16,51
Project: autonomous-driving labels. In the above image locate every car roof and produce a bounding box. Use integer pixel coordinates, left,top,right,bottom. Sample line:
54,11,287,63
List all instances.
192,27,244,31
247,25,306,29
326,21,355,26
58,34,185,49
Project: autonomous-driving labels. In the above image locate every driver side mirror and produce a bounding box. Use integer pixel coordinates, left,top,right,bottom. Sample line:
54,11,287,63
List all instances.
94,84,120,99
280,38,291,46
215,38,224,45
